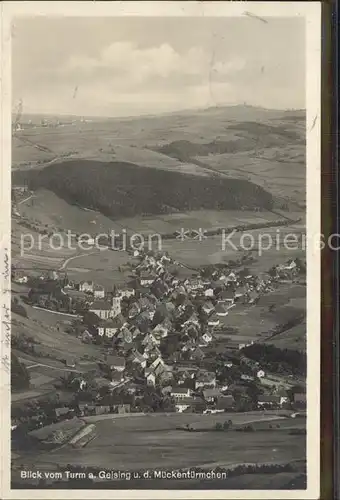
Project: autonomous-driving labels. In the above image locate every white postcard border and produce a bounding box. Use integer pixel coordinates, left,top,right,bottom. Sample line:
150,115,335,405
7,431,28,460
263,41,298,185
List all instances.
0,2,321,499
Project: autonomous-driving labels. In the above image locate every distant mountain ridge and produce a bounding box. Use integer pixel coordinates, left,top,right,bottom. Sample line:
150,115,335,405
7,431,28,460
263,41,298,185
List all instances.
16,104,305,123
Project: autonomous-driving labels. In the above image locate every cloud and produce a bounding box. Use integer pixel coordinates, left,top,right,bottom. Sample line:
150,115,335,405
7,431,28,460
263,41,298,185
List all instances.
61,42,246,87
12,17,305,115
212,58,246,75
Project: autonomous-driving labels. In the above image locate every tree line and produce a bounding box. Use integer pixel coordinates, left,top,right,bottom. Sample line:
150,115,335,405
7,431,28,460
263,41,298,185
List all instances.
240,343,306,377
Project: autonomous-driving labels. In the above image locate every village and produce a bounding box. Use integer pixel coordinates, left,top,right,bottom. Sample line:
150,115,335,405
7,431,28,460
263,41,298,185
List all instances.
11,246,307,439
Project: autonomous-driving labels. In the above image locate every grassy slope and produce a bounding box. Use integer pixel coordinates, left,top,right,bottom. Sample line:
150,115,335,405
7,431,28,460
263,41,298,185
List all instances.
11,289,105,389
264,321,306,351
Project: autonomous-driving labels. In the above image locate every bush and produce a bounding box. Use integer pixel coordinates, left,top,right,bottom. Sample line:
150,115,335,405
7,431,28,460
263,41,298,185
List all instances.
223,420,233,430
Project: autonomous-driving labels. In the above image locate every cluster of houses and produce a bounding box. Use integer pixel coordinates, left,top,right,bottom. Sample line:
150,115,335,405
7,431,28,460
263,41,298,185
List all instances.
14,248,306,416
57,252,304,413
72,252,285,354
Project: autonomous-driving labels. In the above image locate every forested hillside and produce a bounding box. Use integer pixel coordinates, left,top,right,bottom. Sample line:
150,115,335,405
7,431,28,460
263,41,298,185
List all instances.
13,160,274,218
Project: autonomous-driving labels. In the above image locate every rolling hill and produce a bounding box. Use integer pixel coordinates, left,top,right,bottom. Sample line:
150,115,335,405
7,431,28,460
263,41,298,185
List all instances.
12,105,306,216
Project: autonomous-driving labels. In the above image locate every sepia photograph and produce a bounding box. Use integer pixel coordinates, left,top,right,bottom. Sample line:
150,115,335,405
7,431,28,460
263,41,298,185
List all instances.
1,1,321,498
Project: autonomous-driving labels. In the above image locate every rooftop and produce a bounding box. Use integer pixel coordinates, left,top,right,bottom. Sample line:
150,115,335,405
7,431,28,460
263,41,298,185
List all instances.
107,355,126,367
90,300,112,311
94,284,105,291
175,396,200,405
258,395,281,403
171,386,191,394
203,389,221,399
215,303,229,314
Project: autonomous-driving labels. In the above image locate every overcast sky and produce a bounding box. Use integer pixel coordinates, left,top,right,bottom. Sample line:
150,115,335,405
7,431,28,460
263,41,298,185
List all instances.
12,16,305,117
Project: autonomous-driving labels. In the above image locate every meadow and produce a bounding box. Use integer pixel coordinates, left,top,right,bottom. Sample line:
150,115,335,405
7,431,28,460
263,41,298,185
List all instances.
15,187,295,239
197,153,305,205
161,223,305,268
265,321,306,351
21,412,305,471
12,185,305,286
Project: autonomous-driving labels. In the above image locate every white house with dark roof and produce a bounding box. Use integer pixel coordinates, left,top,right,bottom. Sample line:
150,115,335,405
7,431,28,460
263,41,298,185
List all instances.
202,301,215,315
207,314,220,327
140,272,156,286
131,350,147,369
142,333,160,347
182,313,200,328
117,326,133,344
202,331,213,344
203,388,222,402
174,397,197,413
90,300,112,320
152,323,169,339
93,284,105,299
111,371,125,386
79,281,94,293
129,325,141,338
97,322,117,338
195,371,216,389
215,303,229,317
128,301,141,319
171,387,192,399
117,287,135,299
107,355,126,372
257,395,281,408
13,270,28,284
97,315,126,337
146,371,156,386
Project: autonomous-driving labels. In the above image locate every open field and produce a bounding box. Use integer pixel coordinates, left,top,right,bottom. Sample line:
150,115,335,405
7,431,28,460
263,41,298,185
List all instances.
12,218,81,271
15,189,123,235
12,309,104,360
17,412,305,471
13,107,304,165
12,186,305,285
196,152,305,205
162,222,305,268
115,209,294,235
64,250,131,286
12,186,304,244
14,189,301,239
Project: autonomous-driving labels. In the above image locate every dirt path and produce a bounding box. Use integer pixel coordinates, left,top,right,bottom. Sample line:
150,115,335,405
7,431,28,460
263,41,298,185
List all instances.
23,360,82,373
58,249,104,270
32,305,81,318
18,194,35,205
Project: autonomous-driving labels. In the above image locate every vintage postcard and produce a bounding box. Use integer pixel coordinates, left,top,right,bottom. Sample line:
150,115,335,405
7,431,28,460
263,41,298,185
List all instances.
1,1,321,498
